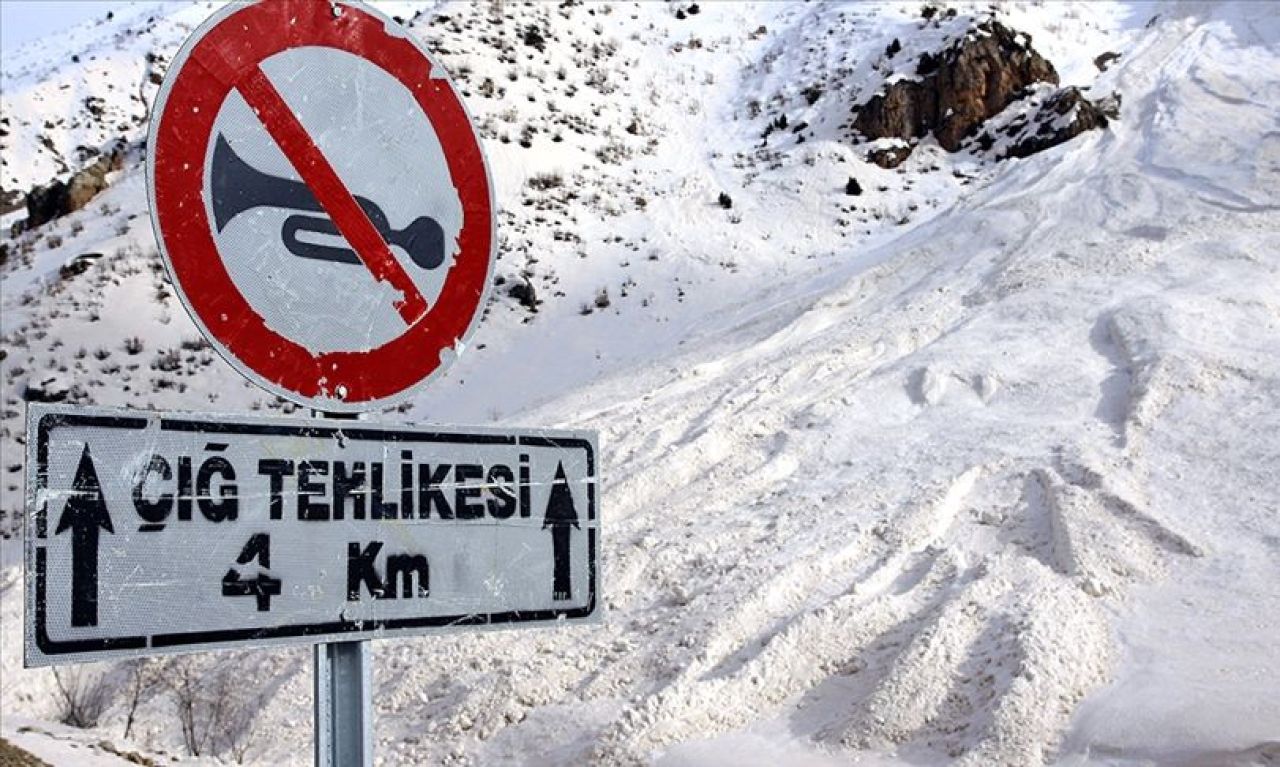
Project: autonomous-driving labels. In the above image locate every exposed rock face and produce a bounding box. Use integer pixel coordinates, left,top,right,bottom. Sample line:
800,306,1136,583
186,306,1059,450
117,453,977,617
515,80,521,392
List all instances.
866,141,914,169
855,79,933,148
1001,86,1116,159
853,20,1059,151
22,147,124,231
1094,51,1122,72
0,189,22,216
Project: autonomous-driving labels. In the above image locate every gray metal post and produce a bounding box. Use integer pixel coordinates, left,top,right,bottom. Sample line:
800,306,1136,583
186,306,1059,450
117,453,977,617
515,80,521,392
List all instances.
314,640,372,766
313,410,372,767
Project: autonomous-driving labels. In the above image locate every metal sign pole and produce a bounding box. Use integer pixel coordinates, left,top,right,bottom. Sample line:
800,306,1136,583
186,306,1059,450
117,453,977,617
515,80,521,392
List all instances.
313,410,372,767
314,640,372,766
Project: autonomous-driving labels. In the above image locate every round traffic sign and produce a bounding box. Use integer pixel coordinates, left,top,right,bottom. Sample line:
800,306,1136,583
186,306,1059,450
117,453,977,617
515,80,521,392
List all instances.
147,0,495,412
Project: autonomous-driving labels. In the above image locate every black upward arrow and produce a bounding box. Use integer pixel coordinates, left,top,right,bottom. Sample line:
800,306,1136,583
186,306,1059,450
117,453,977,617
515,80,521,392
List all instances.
55,445,114,627
542,462,579,602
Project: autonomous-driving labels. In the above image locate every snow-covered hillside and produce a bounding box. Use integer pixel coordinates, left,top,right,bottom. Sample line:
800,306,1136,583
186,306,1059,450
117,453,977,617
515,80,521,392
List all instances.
2,1,1278,765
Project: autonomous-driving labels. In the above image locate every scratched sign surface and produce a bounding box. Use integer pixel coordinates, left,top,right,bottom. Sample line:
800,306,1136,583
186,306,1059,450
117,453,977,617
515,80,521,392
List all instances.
25,406,598,666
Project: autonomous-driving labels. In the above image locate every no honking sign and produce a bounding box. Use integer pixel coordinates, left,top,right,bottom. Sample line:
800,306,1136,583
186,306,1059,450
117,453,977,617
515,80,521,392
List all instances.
147,0,495,411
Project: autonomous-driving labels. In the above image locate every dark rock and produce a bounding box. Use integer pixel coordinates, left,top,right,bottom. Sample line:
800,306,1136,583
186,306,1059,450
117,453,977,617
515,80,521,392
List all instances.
916,51,938,76
718,192,733,209
24,182,72,231
0,188,23,216
866,143,913,169
59,252,102,280
1094,51,1121,71
507,278,539,311
1097,92,1122,120
852,19,1058,151
83,96,106,119
852,79,931,145
885,38,901,58
22,146,124,231
23,377,70,404
1002,86,1112,159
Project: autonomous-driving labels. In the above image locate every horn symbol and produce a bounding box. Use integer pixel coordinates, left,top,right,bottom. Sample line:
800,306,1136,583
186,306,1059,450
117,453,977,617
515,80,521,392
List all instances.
210,135,446,270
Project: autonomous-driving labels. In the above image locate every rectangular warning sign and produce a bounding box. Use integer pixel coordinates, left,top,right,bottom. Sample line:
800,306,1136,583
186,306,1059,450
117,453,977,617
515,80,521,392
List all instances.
25,405,599,666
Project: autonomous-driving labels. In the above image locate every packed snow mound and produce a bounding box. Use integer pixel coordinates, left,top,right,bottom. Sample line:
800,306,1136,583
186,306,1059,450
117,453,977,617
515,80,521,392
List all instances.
3,1,1279,766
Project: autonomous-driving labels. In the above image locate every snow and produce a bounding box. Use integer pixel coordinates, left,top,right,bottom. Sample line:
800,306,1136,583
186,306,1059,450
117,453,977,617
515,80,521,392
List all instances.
1,714,206,766
2,0,1279,765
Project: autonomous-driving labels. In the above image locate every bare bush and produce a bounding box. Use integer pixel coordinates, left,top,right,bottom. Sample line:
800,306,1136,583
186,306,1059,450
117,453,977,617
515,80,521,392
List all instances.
151,349,182,372
527,172,564,191
51,664,113,728
120,658,163,740
165,657,224,756
163,656,266,760
215,688,269,765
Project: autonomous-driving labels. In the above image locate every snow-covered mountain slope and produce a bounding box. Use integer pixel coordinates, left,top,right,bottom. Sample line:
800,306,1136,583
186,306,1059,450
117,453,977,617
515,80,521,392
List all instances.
3,1,1278,765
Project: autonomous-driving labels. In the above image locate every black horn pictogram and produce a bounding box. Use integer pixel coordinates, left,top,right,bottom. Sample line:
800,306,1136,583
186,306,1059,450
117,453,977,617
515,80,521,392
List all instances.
211,135,446,270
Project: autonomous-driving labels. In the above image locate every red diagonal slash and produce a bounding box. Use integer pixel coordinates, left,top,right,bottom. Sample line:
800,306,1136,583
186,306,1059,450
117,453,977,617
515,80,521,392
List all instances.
236,64,428,325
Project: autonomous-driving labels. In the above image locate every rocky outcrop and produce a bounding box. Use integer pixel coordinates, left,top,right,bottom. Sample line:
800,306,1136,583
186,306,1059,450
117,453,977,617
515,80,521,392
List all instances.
1094,51,1121,72
0,189,23,216
853,79,933,151
1000,87,1117,159
21,145,125,231
852,20,1059,152
866,140,914,169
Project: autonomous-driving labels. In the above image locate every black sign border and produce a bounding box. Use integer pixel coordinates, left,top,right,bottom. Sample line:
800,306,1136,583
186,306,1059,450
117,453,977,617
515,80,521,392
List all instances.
33,412,597,658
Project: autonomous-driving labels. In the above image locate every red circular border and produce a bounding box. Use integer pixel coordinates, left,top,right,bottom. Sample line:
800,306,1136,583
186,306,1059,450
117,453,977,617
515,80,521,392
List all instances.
152,0,493,405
